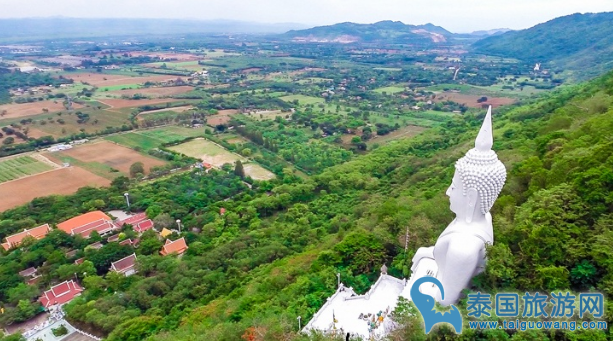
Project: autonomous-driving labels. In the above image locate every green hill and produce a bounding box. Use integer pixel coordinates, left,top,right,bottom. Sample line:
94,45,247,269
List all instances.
472,12,613,80
2,71,613,340
281,20,451,44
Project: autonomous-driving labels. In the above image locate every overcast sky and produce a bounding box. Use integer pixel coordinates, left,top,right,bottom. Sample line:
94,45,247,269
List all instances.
1,0,612,32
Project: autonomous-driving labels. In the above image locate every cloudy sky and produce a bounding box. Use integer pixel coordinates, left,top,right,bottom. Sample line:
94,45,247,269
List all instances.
1,0,612,32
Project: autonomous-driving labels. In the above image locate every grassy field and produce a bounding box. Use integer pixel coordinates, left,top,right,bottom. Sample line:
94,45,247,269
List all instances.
279,94,324,105
139,126,203,143
372,86,406,94
169,138,246,166
366,125,427,147
106,126,203,150
106,133,163,150
99,84,142,92
0,156,54,183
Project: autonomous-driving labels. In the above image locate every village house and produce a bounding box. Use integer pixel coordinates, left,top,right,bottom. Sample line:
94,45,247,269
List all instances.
57,211,118,238
110,253,137,276
39,280,83,309
19,267,41,285
1,224,52,250
160,228,172,239
116,213,154,234
160,237,188,257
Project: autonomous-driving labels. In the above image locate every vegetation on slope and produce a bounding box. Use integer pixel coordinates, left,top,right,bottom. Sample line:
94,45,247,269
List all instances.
472,12,613,80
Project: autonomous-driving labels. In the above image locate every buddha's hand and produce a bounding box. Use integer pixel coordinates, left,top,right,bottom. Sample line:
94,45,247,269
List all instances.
411,246,435,272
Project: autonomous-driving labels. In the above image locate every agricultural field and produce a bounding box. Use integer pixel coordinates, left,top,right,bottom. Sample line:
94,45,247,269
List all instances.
435,92,515,108
242,163,275,180
280,94,324,105
0,166,110,212
366,125,427,146
59,73,177,87
46,141,166,177
106,126,203,150
0,155,54,183
14,108,132,137
0,100,83,119
96,98,191,109
146,61,206,70
205,109,239,126
372,86,406,94
105,86,194,98
169,138,274,180
98,84,142,92
242,110,288,121
169,138,245,166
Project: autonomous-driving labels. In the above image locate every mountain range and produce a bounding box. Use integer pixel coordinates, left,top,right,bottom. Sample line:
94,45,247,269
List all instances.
281,20,452,44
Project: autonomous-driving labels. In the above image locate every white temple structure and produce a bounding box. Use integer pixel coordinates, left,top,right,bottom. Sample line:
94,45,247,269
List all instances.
304,106,507,338
303,266,405,340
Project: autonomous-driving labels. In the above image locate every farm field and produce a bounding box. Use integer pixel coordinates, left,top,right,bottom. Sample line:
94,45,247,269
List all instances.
106,126,203,150
60,73,177,87
169,138,245,166
105,133,163,151
106,86,194,98
0,166,110,212
98,84,141,92
206,109,239,125
242,163,275,180
168,138,274,180
146,61,205,70
435,92,515,108
97,98,190,109
279,94,324,105
129,51,203,60
139,106,194,115
242,110,288,121
0,155,54,183
48,141,166,177
23,109,131,137
372,86,405,94
0,100,83,119
367,125,427,146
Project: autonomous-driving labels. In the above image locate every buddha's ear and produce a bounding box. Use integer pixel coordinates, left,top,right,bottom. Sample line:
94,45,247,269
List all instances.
465,188,478,223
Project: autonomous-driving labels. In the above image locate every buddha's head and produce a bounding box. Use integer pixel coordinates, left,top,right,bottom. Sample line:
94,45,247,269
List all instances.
446,106,507,223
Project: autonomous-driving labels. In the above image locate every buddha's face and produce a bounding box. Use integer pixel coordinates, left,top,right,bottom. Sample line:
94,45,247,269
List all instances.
446,170,464,216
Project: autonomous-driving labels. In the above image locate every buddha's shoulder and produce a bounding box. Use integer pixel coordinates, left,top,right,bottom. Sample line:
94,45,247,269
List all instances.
439,220,493,243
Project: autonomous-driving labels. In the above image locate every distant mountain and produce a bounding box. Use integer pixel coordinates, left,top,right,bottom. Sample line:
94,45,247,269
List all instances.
281,20,451,44
469,28,512,37
0,18,310,42
472,12,613,79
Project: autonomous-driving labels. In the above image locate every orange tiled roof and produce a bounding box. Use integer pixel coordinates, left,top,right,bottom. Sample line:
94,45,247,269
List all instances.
1,224,51,250
160,237,188,256
57,211,112,234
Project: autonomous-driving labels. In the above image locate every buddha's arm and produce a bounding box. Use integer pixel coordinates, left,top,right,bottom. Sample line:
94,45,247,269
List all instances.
411,246,435,272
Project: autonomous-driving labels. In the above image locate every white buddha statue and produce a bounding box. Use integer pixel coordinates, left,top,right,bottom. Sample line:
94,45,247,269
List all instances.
401,106,507,306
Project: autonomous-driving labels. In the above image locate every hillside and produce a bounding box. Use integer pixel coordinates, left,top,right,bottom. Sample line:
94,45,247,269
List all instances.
281,20,451,44
472,12,613,80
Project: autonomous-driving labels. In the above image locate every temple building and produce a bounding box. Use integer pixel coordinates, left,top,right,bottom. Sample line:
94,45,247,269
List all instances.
1,224,51,250
303,265,404,340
